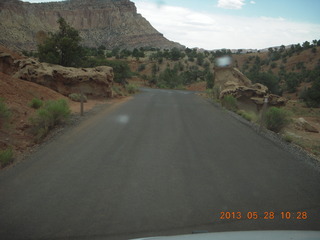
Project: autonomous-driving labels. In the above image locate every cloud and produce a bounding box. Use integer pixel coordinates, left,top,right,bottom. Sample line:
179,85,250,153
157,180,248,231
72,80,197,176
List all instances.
217,0,245,10
250,1,256,4
135,1,320,50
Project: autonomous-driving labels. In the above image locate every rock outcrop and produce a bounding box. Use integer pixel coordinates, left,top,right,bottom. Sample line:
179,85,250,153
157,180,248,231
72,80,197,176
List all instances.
214,67,287,108
0,46,114,98
0,0,182,51
294,118,319,133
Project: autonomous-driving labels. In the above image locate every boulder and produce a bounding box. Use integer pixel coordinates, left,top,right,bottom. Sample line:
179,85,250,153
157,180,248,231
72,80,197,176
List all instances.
215,67,286,108
267,94,287,107
0,52,16,75
0,45,24,74
214,67,252,91
12,58,114,98
294,118,319,133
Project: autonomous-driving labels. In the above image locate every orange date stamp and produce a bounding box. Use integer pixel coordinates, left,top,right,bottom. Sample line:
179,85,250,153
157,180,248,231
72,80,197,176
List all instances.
219,211,308,220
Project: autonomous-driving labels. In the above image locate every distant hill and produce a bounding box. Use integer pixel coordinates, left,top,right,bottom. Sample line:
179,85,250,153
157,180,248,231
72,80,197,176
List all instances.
0,0,183,51
233,46,320,74
232,44,320,98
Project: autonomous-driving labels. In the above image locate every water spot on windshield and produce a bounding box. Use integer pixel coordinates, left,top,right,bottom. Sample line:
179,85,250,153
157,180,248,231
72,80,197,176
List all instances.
115,115,129,124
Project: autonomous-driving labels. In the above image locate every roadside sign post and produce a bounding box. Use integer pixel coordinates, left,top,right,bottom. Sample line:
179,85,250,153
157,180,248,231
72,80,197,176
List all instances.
259,97,268,132
80,89,84,116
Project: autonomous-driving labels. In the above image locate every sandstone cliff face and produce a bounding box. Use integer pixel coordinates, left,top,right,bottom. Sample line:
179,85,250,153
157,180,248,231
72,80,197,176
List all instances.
0,0,182,51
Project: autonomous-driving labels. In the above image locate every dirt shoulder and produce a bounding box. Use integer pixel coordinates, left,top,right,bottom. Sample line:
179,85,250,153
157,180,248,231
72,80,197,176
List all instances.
0,70,131,168
283,100,320,157
1,94,131,169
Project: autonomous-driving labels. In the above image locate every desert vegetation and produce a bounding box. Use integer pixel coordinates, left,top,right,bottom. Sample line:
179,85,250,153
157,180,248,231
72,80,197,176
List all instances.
234,41,320,107
264,107,291,133
125,84,139,94
221,95,238,112
237,110,257,123
0,148,13,168
29,99,71,142
68,93,88,103
0,98,13,168
29,98,43,109
25,17,133,87
0,98,11,127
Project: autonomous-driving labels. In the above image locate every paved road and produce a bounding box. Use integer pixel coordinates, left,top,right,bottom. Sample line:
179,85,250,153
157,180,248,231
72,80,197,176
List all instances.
0,88,320,240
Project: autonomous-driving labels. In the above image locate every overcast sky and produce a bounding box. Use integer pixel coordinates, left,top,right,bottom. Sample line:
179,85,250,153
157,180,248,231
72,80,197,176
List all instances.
23,0,320,50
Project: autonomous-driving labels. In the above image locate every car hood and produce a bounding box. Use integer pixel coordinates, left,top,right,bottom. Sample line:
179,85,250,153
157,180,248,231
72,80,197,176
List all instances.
131,230,320,240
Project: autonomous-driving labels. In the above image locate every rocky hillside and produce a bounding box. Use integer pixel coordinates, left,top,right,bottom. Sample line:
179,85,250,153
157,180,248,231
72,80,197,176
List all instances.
233,46,320,75
0,0,182,51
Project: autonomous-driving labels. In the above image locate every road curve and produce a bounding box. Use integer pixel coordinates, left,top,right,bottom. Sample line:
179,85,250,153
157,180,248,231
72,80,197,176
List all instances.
0,88,319,240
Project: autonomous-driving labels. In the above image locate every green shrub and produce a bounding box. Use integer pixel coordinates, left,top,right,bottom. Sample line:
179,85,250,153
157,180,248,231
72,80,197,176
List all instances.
156,82,169,89
282,134,293,143
222,95,238,112
29,98,43,109
0,148,13,168
212,86,221,99
264,107,291,133
68,93,87,102
237,110,257,122
205,71,214,89
300,76,320,108
0,98,11,120
82,59,132,84
112,86,124,96
205,89,214,98
126,84,139,94
137,64,146,72
30,99,70,140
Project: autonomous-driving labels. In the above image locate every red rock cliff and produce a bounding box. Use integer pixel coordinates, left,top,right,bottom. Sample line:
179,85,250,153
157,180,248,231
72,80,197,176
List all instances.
0,0,182,50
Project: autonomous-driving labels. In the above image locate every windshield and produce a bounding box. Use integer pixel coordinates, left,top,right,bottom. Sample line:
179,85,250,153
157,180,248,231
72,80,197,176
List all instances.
0,0,319,240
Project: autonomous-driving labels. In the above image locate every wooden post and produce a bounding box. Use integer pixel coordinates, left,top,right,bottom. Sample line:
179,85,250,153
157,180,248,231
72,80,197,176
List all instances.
80,89,84,116
259,97,268,132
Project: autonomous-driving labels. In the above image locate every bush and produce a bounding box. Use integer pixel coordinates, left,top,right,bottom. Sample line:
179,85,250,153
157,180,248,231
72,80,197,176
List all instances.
237,110,257,122
300,76,320,108
205,89,214,99
81,58,132,85
126,84,139,94
282,134,293,143
0,148,13,168
0,98,11,120
205,71,214,89
30,99,70,140
156,82,169,89
29,98,43,109
222,95,238,112
137,64,146,72
246,71,281,95
264,107,291,133
285,73,299,93
68,93,87,102
0,98,11,128
212,85,221,99
158,67,183,88
112,86,125,97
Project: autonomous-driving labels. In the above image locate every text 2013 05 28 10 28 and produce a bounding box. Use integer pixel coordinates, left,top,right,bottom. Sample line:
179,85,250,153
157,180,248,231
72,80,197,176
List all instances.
219,211,308,220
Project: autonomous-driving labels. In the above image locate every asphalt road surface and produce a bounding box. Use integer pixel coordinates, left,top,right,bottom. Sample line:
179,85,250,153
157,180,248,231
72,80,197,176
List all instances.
1,88,320,240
